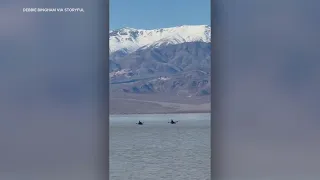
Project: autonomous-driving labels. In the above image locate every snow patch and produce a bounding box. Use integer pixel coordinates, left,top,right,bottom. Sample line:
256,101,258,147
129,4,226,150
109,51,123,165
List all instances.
110,69,132,77
158,76,171,81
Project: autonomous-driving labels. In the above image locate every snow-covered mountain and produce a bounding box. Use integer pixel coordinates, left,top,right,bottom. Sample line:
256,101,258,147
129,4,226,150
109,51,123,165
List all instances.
109,25,211,54
109,25,211,97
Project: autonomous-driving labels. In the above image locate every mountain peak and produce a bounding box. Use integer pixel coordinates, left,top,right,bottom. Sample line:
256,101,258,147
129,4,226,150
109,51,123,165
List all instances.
110,27,137,32
109,25,211,53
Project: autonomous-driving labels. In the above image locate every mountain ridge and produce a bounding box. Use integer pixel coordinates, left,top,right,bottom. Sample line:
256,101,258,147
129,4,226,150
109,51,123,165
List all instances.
109,25,211,114
109,25,211,54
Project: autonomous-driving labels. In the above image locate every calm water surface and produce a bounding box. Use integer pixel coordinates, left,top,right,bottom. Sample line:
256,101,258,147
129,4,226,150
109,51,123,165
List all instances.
110,113,210,180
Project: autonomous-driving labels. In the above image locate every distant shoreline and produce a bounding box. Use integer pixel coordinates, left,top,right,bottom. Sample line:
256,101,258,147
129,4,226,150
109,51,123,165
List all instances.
110,110,211,115
109,96,210,115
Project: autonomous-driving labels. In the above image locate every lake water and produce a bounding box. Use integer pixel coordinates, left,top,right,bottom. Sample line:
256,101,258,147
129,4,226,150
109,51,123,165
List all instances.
110,113,211,180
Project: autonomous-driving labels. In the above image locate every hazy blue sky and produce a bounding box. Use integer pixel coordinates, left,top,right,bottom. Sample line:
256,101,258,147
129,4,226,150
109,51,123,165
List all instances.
110,0,211,30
